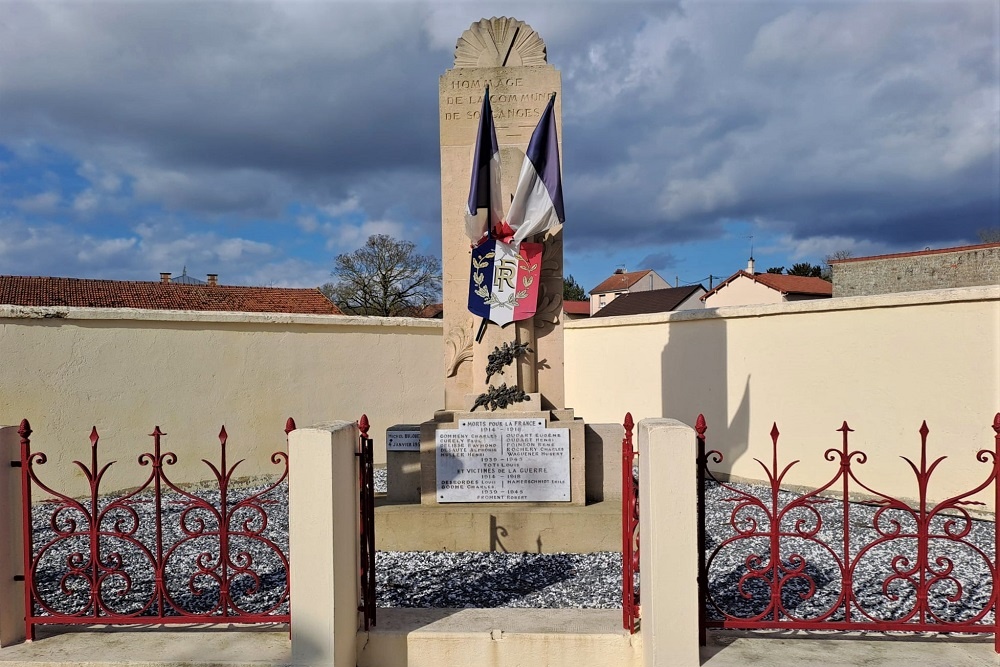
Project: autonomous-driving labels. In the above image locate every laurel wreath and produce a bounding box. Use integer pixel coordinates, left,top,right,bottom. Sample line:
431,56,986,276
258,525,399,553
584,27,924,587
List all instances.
472,250,537,310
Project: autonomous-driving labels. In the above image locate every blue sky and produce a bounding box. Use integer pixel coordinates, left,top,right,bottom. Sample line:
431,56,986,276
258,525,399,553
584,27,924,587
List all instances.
1,1,997,296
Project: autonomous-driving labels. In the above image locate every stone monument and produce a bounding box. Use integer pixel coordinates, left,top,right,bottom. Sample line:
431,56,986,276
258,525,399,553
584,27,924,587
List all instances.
384,20,623,544
439,17,566,411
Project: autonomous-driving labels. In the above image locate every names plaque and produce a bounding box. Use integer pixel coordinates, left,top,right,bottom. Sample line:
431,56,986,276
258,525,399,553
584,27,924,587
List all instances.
386,429,421,452
436,419,570,502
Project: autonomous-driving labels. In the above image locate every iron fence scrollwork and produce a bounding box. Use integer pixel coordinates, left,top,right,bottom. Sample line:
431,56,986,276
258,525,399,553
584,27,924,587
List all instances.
698,413,1000,653
19,419,292,640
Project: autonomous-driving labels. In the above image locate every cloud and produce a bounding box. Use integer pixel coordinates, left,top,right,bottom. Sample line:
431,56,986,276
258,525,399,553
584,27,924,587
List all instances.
0,1,995,290
14,191,61,214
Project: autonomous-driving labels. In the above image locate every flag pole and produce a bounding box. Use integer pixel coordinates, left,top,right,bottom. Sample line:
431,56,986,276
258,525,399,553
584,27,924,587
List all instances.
474,85,495,345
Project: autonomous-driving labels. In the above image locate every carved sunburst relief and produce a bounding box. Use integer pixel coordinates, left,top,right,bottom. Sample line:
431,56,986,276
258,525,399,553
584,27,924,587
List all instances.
454,17,547,68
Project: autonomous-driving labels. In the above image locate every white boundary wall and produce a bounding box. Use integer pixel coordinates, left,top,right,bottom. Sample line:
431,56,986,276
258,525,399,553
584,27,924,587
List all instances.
566,286,1000,508
0,307,442,492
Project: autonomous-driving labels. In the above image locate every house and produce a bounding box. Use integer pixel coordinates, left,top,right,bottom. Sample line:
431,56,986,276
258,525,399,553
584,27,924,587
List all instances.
589,269,669,316
0,275,343,315
829,242,1000,297
702,260,832,308
591,284,705,318
563,300,591,320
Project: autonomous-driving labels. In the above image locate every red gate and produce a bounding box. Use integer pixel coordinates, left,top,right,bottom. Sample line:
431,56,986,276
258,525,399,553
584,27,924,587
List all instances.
356,415,376,631
698,413,1000,652
17,419,292,639
621,412,639,633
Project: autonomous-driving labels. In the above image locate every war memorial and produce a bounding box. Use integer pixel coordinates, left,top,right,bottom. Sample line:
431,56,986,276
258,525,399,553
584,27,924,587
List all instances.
380,17,622,553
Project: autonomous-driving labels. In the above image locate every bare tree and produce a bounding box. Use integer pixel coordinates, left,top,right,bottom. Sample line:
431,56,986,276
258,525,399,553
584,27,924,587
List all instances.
979,227,1000,244
823,249,853,281
320,234,441,316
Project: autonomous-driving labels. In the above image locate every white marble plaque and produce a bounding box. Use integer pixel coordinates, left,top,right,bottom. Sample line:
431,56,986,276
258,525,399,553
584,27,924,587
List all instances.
436,419,570,502
387,429,421,452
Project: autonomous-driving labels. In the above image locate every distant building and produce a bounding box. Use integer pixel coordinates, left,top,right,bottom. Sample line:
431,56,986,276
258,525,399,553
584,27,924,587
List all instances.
0,275,342,315
589,269,669,316
401,303,444,318
829,242,1000,298
591,285,705,318
563,300,591,320
162,267,207,285
702,259,832,308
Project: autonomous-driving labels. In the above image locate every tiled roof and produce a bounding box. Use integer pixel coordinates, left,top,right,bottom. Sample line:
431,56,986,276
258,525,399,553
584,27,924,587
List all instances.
702,271,833,300
592,285,704,318
413,303,444,318
751,272,833,296
591,270,653,295
0,276,343,315
563,300,590,315
828,242,1000,264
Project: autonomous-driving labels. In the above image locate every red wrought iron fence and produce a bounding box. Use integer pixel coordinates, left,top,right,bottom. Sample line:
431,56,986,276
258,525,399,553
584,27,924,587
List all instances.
17,418,293,639
697,413,1000,653
621,412,639,633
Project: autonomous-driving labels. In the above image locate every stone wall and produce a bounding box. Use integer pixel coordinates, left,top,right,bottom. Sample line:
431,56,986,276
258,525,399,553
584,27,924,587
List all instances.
832,244,1000,297
565,285,1000,509
0,306,443,491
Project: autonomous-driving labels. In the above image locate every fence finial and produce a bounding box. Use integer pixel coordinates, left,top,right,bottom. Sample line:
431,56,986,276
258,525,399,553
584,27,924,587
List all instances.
89,426,99,448
695,413,706,438
359,414,370,438
18,418,31,441
284,417,296,435
218,425,228,445
993,412,1000,435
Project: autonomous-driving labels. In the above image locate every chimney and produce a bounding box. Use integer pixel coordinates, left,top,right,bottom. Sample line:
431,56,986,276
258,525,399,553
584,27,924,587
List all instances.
747,257,755,274
160,272,171,284
207,274,218,287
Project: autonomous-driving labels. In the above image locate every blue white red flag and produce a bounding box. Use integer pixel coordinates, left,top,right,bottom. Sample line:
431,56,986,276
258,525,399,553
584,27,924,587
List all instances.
468,239,542,327
506,94,565,244
465,88,503,245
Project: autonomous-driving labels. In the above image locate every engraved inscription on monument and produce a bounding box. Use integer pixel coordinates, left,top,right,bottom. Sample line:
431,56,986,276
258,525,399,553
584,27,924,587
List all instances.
386,429,421,452
436,419,570,502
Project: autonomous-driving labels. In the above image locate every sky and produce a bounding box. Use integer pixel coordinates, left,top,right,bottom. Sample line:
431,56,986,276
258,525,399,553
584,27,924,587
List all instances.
1,1,998,296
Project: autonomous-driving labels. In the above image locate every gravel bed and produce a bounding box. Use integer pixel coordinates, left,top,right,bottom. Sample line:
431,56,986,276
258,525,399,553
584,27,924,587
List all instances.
27,477,996,623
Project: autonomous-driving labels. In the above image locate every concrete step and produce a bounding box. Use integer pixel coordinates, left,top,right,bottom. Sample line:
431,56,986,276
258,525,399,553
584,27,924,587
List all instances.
0,625,291,666
358,608,640,667
375,499,622,553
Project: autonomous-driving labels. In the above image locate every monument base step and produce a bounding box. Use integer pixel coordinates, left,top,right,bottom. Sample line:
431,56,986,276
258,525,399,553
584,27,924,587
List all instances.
357,608,641,667
374,499,621,553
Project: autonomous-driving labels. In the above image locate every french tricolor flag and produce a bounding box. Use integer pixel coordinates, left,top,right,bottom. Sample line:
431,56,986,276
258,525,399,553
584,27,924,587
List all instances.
465,88,503,244
507,94,565,243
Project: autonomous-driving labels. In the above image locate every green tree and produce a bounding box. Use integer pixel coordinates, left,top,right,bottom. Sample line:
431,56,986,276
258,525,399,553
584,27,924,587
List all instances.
320,234,441,316
765,266,785,274
787,262,823,277
563,274,588,301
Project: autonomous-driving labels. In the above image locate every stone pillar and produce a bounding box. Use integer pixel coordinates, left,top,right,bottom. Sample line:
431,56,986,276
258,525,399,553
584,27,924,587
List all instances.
288,422,360,667
439,17,566,412
638,418,700,667
0,425,25,647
